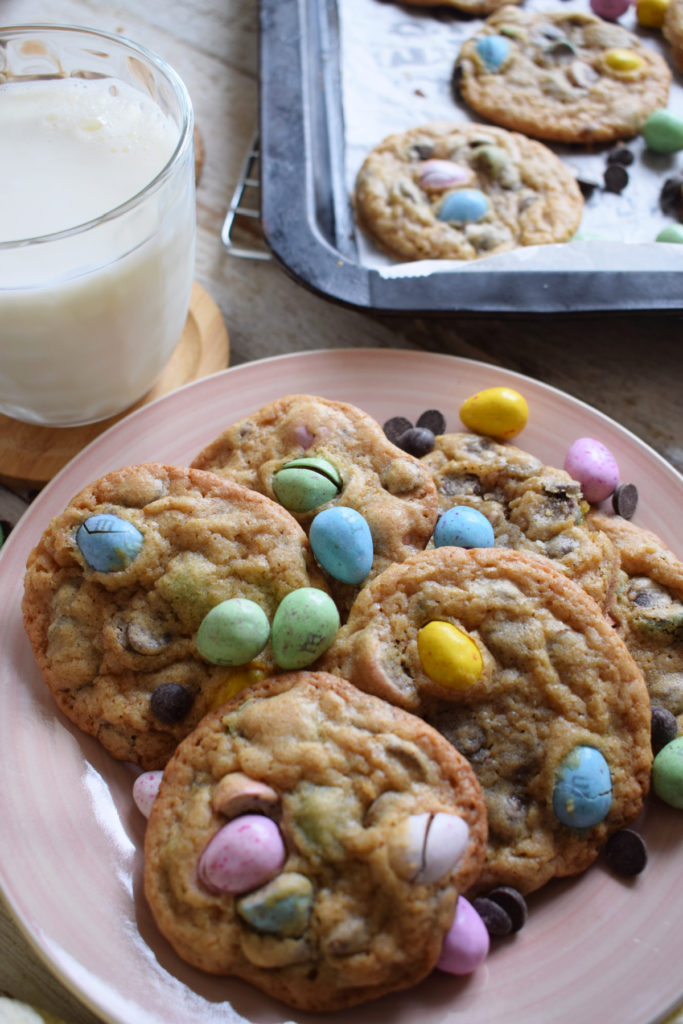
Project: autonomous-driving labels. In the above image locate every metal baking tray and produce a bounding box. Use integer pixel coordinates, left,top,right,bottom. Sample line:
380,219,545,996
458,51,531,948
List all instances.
258,0,683,314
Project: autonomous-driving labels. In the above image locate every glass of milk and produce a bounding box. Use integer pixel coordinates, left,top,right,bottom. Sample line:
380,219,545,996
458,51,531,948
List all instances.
0,24,196,426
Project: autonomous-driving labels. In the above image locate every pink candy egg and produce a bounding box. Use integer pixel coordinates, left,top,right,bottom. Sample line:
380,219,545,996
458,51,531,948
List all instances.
198,813,285,894
132,770,163,818
564,437,619,503
590,0,631,18
437,895,490,975
418,159,473,192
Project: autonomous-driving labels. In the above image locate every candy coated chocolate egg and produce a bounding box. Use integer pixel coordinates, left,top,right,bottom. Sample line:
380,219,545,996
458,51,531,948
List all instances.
133,770,163,817
604,48,643,72
309,507,373,584
459,386,529,440
198,814,285,894
564,438,619,503
418,159,473,192
652,736,683,808
433,506,494,549
196,598,270,666
76,513,143,571
417,620,483,690
656,224,683,243
636,0,668,25
272,457,342,513
271,588,340,669
436,896,490,975
437,188,489,224
643,110,683,153
552,746,612,828
475,34,511,71
236,872,314,936
590,0,631,19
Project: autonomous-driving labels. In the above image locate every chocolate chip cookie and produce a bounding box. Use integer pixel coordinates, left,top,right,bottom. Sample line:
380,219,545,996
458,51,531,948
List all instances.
22,463,329,769
322,547,652,895
143,671,488,1011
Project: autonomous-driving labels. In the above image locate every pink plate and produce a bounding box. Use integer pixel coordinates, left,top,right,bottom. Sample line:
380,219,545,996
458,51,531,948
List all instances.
1,349,682,1024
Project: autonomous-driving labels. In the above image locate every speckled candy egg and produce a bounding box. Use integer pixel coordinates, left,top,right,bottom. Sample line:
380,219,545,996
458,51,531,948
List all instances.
564,438,619,503
272,457,342,513
437,189,489,224
133,770,163,818
76,513,143,571
196,598,270,666
590,0,631,20
475,34,511,71
652,736,683,809
271,588,340,669
436,896,490,975
642,110,683,154
309,507,373,585
417,621,483,690
552,746,612,829
433,506,494,549
459,386,529,440
198,814,286,894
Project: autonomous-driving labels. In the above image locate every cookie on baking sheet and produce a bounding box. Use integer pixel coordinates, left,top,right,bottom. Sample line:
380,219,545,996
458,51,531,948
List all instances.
454,7,672,144
421,431,620,609
588,511,683,733
191,394,439,611
321,547,652,895
22,463,329,770
353,120,583,262
664,0,683,71
398,0,520,18
143,671,488,1011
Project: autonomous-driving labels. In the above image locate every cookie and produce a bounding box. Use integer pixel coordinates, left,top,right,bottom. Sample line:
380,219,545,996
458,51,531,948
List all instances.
191,394,438,611
143,671,488,1011
322,547,652,895
353,120,583,261
22,463,330,770
454,7,672,144
421,431,620,609
664,0,683,70
587,510,683,732
399,0,520,17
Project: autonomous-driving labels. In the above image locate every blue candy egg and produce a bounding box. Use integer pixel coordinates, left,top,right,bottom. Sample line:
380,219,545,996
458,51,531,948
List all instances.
475,34,511,71
76,513,143,571
433,506,495,549
437,189,489,224
552,746,612,829
309,507,373,584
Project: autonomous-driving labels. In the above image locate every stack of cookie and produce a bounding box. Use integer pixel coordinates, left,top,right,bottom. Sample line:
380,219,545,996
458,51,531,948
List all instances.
21,392,681,1011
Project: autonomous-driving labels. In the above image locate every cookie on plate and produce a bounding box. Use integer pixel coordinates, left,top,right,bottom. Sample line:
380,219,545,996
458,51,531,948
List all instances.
664,0,683,71
143,671,488,1011
421,431,620,609
454,6,672,144
353,120,583,262
588,511,683,732
191,394,439,612
322,547,652,895
22,463,330,770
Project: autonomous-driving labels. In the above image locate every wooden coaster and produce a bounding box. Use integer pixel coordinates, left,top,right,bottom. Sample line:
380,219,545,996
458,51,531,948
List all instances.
0,281,229,487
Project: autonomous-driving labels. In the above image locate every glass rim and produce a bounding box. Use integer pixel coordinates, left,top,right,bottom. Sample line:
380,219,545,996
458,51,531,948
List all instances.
0,22,194,249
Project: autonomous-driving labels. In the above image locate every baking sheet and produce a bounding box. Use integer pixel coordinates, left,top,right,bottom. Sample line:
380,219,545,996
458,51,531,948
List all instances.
258,0,683,312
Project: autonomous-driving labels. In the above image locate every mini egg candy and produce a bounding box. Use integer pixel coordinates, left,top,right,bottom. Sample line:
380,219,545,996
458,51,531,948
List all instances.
389,812,470,884
433,506,494,549
636,0,668,25
196,598,270,666
133,770,163,818
564,438,619,503
459,386,529,440
642,109,683,154
652,736,683,808
590,0,631,20
552,745,612,829
656,224,683,243
272,457,342,514
309,507,373,585
603,48,644,72
417,620,483,690
437,188,489,224
76,513,143,572
271,588,340,669
198,813,286,894
236,872,314,936
474,34,511,71
436,896,490,975
418,159,474,192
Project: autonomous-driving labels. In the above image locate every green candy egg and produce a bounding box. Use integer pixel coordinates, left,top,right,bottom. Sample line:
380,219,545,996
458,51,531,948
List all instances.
656,224,683,244
196,598,270,665
272,458,342,514
642,109,683,154
652,736,683,809
271,588,340,669
236,872,314,936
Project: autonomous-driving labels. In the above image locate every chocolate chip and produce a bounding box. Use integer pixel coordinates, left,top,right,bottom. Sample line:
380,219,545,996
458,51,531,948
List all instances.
611,482,638,519
651,704,678,752
383,416,413,445
416,409,446,435
472,896,512,937
487,886,528,932
607,147,634,167
603,164,629,194
604,828,648,877
413,143,434,160
398,426,436,457
576,175,601,198
660,176,683,220
150,682,194,724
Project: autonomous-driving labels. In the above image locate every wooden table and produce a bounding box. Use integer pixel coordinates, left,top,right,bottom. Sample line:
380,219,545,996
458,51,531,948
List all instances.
1,0,682,1020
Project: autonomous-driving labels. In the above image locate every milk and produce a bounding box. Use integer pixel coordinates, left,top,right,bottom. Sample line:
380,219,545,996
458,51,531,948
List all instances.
0,75,195,425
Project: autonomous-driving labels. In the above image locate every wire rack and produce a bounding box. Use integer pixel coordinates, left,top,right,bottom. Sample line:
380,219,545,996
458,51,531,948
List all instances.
220,134,271,261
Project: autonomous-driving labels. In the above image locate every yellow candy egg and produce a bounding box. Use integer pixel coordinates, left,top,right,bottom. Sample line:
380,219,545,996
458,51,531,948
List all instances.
604,48,644,72
417,620,483,690
636,0,668,27
459,386,529,440
208,665,268,709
